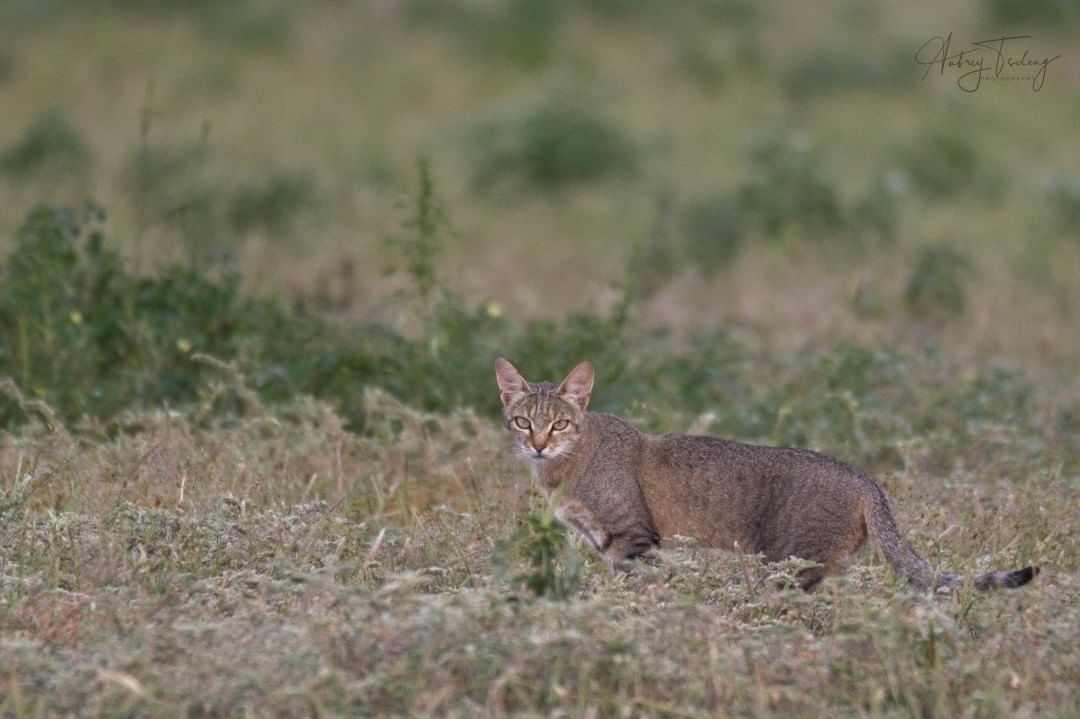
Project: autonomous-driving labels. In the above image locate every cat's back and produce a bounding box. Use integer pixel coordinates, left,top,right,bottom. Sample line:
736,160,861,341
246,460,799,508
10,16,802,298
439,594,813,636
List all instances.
638,431,874,546
583,410,646,455
648,431,868,486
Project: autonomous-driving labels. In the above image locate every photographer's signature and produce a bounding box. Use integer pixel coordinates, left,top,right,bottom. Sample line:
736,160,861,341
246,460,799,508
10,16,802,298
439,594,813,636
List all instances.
916,33,1060,92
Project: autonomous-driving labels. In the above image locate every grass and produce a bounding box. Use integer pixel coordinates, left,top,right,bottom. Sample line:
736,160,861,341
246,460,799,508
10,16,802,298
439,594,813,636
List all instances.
0,378,1076,716
0,0,1078,715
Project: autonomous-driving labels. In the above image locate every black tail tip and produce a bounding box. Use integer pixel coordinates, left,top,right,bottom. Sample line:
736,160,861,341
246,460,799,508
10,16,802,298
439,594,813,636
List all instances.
1007,565,1039,588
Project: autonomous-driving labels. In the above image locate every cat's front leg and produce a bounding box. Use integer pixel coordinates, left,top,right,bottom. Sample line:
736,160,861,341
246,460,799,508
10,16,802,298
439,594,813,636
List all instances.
554,498,611,556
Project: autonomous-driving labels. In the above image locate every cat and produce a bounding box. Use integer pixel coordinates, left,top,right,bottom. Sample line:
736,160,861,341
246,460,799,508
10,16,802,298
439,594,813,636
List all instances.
495,357,1038,592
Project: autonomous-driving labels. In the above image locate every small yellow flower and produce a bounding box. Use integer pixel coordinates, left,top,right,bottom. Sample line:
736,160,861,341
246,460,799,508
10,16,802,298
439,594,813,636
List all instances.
176,338,193,353
34,386,47,397
485,301,503,319
70,310,83,325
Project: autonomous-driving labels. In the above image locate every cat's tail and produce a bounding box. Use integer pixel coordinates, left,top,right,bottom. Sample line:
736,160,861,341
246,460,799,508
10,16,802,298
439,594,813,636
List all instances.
863,484,1038,591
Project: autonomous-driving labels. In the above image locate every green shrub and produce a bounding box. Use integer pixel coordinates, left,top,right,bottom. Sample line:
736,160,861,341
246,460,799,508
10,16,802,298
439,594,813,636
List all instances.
898,127,1000,201
783,47,911,99
1046,173,1080,234
0,204,304,426
126,141,221,259
580,0,757,24
680,192,747,273
0,109,90,178
738,129,844,239
198,0,295,50
1,0,296,47
852,173,905,244
490,0,563,67
471,102,636,191
227,171,318,236
496,511,583,599
675,35,728,87
0,170,646,430
981,0,1080,27
409,0,563,68
903,244,972,320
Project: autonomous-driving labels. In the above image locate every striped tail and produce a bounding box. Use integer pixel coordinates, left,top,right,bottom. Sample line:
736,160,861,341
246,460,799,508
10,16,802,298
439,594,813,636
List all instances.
863,484,1038,591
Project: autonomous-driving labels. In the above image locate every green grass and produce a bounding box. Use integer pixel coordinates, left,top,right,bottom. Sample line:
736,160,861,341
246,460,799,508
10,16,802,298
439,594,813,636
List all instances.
0,0,1078,715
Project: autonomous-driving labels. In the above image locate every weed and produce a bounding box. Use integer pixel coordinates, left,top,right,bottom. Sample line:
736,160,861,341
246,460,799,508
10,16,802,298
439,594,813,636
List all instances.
680,192,747,273
981,0,1080,27
783,46,911,99
0,203,306,425
676,34,728,88
410,0,563,68
497,511,583,599
125,141,220,262
471,101,636,191
852,172,905,245
197,0,295,50
0,109,90,179
904,244,973,320
1046,173,1080,235
898,126,1000,202
227,171,317,237
738,128,844,239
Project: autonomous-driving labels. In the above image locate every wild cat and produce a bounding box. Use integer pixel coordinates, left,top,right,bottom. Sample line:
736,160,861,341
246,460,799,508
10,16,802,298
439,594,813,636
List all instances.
495,358,1038,592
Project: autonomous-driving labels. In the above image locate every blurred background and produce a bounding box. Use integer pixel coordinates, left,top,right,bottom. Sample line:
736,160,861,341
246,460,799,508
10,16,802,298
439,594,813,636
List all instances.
4,5,1080,713
0,0,1077,432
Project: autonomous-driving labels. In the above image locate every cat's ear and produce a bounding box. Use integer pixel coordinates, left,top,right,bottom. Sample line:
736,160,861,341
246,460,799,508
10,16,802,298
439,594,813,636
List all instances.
495,357,532,407
557,361,594,410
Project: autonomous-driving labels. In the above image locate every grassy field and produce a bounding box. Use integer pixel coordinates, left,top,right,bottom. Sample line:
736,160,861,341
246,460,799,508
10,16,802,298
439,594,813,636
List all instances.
1,0,1079,716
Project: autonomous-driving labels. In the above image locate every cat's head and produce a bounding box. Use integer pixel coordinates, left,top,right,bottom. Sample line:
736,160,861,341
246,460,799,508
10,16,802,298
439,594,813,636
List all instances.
494,358,593,462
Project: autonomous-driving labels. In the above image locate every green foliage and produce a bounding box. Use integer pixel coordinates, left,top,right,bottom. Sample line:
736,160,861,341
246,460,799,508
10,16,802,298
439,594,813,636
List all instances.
488,0,563,67
899,126,999,201
0,204,303,426
981,0,1080,27
409,0,563,68
0,0,295,47
783,47,911,99
127,142,318,256
1047,173,1080,235
852,172,905,244
227,171,318,237
738,129,844,239
0,181,640,429
197,0,295,50
388,157,446,312
675,35,728,88
0,109,90,178
498,511,583,599
126,141,220,259
904,244,973,320
471,101,636,191
580,0,758,24
680,192,747,273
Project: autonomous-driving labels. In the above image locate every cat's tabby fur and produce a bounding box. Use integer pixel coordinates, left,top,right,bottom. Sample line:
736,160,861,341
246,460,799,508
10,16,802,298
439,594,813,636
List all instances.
495,358,1038,591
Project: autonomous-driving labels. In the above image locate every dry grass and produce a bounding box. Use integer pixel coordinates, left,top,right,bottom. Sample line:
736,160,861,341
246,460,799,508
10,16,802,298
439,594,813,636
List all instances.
1,386,1076,717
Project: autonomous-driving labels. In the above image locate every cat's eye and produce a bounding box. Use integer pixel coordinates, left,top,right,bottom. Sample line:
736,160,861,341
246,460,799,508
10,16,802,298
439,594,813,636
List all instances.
512,416,531,430
551,419,570,431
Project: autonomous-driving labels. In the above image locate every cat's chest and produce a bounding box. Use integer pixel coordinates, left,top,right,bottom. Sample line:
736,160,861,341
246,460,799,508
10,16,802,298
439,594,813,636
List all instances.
530,462,567,496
